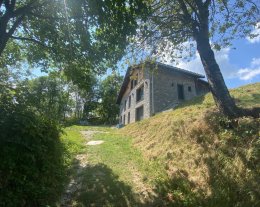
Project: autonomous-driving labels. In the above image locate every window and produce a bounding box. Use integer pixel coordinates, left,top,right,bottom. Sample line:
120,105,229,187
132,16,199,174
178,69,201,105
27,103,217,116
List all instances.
136,84,144,102
188,86,192,92
128,112,130,124
131,80,134,89
124,100,127,111
120,116,122,124
130,79,137,89
123,115,125,125
128,96,131,108
136,105,144,121
177,84,184,100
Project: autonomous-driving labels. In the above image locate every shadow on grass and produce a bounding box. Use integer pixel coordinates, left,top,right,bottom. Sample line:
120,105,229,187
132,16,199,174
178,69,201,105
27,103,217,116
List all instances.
64,160,151,207
235,93,260,108
64,159,170,207
174,94,208,110
76,163,138,206
146,112,260,207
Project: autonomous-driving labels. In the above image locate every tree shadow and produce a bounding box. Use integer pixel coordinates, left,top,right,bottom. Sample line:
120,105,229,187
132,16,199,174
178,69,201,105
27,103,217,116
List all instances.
234,93,260,110
63,159,156,207
148,111,260,207
76,163,138,206
174,94,208,110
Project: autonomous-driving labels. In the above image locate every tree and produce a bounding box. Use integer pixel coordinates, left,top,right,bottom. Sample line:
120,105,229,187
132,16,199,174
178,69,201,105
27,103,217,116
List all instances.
98,73,123,124
0,0,148,83
70,74,100,120
133,0,260,118
18,72,74,122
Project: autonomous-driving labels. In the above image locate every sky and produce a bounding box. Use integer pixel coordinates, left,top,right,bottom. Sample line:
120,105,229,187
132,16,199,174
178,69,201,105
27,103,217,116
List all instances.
32,23,260,89
161,24,260,89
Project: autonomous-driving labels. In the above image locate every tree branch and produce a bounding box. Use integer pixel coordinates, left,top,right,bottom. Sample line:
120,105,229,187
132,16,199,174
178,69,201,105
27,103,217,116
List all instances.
7,15,24,36
27,12,84,20
12,0,38,17
10,35,48,48
184,0,200,21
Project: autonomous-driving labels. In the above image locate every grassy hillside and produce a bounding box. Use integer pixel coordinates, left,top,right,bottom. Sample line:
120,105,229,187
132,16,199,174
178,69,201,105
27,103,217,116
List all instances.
121,83,260,207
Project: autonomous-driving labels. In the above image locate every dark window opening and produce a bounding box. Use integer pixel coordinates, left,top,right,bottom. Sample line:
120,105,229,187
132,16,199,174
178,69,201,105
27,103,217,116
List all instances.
136,85,144,102
131,79,138,89
177,84,184,100
123,115,125,125
188,86,192,92
128,96,131,108
136,106,144,121
120,116,122,124
124,100,127,111
128,112,130,124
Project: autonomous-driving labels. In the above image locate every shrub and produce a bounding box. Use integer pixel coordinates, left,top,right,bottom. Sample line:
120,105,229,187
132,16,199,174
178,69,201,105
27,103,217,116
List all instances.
0,101,66,206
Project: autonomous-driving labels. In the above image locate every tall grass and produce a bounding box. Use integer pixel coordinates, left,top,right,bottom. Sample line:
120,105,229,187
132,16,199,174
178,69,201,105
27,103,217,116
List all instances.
121,83,260,206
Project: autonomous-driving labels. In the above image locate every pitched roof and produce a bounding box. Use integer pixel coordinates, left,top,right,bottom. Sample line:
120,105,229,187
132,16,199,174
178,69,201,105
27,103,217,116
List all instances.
116,62,205,104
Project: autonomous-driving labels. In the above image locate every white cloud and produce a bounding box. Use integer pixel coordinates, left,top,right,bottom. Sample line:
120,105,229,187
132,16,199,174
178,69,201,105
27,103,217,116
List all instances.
165,47,237,78
237,68,260,80
163,46,260,81
246,22,260,43
237,58,260,80
251,57,260,66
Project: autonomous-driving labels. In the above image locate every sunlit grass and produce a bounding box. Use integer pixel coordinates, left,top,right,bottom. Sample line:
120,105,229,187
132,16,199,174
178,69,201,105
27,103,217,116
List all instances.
121,83,260,206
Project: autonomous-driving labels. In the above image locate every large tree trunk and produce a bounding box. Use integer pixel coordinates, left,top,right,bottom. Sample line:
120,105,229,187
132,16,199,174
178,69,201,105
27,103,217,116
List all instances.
196,36,241,118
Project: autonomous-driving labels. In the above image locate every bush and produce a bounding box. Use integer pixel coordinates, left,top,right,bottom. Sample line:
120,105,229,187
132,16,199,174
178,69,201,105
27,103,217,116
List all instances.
0,101,66,206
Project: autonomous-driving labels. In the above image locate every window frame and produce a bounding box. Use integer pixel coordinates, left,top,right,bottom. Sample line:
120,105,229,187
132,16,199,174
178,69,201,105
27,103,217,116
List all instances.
136,84,144,103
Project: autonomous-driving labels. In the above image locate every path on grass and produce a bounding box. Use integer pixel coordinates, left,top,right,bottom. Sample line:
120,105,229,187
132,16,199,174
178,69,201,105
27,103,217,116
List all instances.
60,127,159,207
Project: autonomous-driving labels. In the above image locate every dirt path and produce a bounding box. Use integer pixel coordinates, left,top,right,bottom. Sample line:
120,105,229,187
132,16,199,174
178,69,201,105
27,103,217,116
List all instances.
60,130,106,206
60,129,158,207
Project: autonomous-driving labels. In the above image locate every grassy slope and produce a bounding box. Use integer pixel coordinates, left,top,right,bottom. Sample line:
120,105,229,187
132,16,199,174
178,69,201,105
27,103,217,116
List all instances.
121,83,260,207
60,126,167,206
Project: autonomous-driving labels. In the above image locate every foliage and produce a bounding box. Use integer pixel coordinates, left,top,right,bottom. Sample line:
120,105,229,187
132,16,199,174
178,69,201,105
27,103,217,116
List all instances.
98,73,123,124
0,0,149,83
18,72,74,122
9,71,101,123
0,99,65,207
135,0,259,60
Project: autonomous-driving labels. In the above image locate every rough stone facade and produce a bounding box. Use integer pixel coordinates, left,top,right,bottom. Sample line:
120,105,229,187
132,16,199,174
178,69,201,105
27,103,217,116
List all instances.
117,62,209,125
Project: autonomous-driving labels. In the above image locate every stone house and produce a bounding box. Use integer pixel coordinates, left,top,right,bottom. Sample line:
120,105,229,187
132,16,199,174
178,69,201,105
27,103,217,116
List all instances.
116,62,209,125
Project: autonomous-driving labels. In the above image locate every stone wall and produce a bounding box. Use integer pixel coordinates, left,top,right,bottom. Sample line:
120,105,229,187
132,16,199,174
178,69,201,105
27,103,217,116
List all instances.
149,67,198,114
119,67,151,125
119,64,209,125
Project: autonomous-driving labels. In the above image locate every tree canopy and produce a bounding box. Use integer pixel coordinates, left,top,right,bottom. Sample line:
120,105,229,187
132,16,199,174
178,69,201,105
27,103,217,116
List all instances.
98,73,123,124
0,0,148,84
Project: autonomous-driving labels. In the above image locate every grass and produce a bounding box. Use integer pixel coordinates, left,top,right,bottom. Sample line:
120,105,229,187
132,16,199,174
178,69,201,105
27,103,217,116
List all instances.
86,131,167,188
60,83,260,207
61,126,168,206
121,83,260,206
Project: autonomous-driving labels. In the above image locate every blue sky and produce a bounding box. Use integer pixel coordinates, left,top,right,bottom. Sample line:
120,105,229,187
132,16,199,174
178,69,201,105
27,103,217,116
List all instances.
32,23,260,89
169,24,260,89
114,23,260,89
